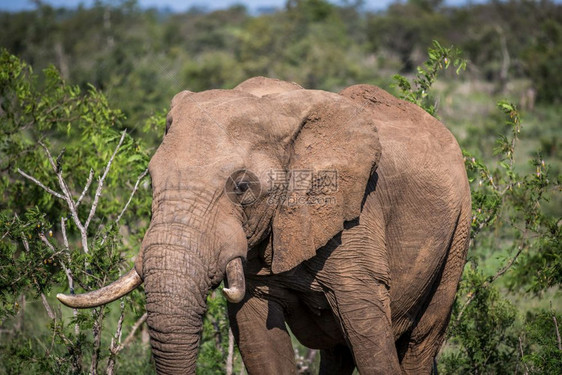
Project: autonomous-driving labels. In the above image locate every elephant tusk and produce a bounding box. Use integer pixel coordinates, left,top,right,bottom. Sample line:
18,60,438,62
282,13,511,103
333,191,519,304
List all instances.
57,268,142,308
222,257,246,303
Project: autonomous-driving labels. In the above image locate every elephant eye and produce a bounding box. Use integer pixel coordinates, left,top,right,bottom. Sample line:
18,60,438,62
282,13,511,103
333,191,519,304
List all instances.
224,169,261,206
234,181,249,194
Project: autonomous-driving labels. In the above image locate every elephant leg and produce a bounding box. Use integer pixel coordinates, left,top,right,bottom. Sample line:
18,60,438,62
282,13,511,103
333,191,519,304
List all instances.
400,210,470,374
310,219,401,374
323,280,401,374
319,345,355,375
227,294,296,375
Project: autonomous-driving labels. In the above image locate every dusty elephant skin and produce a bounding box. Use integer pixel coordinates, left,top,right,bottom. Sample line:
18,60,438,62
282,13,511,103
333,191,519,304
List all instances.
57,77,471,374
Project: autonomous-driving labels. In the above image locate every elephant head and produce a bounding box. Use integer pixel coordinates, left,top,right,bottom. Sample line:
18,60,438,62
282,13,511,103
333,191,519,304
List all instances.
57,77,381,374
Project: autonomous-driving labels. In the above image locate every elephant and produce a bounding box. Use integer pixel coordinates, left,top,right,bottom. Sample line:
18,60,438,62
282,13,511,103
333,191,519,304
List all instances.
57,77,471,374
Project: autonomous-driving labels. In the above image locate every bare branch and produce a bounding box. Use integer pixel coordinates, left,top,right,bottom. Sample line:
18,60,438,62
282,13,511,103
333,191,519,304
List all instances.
107,311,148,367
106,300,126,375
60,217,80,336
85,130,127,230
226,328,235,375
20,234,56,320
17,168,65,200
518,336,529,375
455,241,527,325
111,301,126,351
100,168,148,246
60,217,70,252
116,168,148,224
553,312,562,351
39,141,59,172
39,232,55,251
38,141,89,253
20,230,30,250
41,293,55,320
59,218,73,280
116,301,125,344
76,168,94,207
120,312,148,350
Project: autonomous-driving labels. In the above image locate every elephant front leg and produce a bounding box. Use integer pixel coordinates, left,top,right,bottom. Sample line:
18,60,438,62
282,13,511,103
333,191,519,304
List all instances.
324,280,401,374
227,293,296,375
310,217,401,374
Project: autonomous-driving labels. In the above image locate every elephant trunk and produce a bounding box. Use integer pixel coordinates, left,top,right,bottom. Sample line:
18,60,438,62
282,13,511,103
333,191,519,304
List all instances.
141,224,210,374
140,212,247,374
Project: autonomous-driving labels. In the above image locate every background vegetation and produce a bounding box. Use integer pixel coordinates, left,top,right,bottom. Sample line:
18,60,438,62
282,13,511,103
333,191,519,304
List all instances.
0,0,560,373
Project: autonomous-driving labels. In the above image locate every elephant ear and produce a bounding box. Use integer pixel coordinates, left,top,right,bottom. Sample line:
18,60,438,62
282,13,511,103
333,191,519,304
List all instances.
166,90,194,134
235,76,303,97
269,90,381,274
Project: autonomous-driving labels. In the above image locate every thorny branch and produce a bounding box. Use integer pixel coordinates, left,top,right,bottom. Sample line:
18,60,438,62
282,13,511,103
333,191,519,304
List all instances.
76,168,94,207
101,167,149,246
38,140,89,253
13,130,148,372
518,336,530,375
455,239,528,325
20,233,55,320
454,157,534,325
85,130,127,229
553,310,562,351
16,168,65,200
120,312,148,350
116,168,149,224
107,311,149,374
60,217,80,336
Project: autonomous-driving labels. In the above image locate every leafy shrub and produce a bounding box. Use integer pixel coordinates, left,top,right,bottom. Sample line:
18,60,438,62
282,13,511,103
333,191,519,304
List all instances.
394,42,561,374
0,49,152,374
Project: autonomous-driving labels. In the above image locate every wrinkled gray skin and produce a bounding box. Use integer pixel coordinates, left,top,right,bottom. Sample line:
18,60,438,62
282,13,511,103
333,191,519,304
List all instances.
69,77,471,374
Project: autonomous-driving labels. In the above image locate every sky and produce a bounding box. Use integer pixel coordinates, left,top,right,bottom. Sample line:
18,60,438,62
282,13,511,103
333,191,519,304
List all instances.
0,0,497,13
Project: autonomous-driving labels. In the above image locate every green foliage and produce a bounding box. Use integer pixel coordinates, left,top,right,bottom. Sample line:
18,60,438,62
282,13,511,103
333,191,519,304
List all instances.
443,74,561,375
522,309,562,374
393,40,466,116
394,41,560,374
442,264,520,374
463,100,560,293
0,50,153,374
197,288,243,375
447,101,562,374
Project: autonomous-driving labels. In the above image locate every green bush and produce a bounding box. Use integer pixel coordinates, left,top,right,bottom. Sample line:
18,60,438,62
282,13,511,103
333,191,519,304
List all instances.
394,42,561,374
0,49,152,374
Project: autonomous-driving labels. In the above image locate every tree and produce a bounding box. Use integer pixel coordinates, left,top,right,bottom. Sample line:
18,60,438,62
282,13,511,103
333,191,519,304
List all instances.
0,49,153,374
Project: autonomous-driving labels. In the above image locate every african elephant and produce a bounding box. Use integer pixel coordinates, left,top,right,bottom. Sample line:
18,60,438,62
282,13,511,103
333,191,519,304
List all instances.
57,77,471,374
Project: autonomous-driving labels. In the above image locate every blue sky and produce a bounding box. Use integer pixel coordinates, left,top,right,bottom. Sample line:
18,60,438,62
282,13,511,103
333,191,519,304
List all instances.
0,0,499,13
